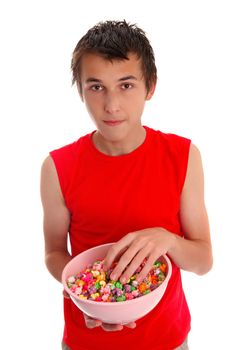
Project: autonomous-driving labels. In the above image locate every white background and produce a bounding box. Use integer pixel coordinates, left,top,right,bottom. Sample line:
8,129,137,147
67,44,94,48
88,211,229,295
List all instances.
0,1,232,349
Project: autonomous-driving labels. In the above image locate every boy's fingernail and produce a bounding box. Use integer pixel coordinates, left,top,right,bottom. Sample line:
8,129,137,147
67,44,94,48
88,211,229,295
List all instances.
111,274,116,280
121,277,126,284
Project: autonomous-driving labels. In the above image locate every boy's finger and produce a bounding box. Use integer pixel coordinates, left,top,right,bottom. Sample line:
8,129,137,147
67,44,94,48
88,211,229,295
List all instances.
103,243,120,271
101,323,123,332
101,321,136,331
124,322,136,329
103,240,131,272
63,289,70,299
83,314,102,328
86,319,102,328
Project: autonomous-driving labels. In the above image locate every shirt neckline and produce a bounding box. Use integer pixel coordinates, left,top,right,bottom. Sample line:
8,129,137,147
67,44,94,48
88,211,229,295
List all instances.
87,126,151,160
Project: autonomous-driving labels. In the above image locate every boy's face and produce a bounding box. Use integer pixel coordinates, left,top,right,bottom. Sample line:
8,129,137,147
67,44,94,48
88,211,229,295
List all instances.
79,52,155,146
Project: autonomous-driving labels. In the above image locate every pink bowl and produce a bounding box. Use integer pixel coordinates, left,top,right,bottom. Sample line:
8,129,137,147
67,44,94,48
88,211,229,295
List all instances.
62,243,172,324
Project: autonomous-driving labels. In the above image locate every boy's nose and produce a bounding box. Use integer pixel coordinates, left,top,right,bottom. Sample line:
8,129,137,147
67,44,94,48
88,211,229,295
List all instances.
104,92,120,114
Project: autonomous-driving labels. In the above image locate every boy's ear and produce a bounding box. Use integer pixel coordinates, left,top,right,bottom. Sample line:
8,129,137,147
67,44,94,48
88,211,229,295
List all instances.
146,82,156,101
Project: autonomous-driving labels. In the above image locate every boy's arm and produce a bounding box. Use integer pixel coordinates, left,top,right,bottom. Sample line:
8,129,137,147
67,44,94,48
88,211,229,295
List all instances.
103,143,213,283
167,143,213,273
40,156,72,282
40,155,136,331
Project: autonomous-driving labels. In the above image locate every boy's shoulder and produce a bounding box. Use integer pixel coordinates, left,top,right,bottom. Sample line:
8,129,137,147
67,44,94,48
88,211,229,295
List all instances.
50,133,91,158
147,126,191,148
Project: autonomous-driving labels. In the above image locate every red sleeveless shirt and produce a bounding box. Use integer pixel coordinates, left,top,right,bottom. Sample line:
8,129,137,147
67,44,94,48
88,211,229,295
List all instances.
50,126,191,350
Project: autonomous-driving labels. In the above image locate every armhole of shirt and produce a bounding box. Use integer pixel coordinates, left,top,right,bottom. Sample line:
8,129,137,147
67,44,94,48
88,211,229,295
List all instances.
178,138,191,195
49,143,76,201
49,151,66,199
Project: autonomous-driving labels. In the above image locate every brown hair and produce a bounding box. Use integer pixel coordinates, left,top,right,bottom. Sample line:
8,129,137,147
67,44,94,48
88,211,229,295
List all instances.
71,20,157,95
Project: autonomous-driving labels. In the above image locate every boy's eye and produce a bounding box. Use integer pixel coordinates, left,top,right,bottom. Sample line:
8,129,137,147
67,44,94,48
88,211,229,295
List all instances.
91,85,103,91
122,83,133,89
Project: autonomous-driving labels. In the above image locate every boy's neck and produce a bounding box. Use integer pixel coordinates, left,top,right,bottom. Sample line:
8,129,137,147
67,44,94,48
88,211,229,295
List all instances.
92,125,146,156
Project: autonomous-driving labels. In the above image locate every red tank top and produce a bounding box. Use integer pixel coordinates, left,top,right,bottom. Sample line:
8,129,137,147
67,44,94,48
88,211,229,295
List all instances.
50,126,191,350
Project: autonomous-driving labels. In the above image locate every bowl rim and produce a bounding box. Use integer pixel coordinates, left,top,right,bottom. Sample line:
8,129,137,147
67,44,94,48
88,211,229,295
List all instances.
62,243,172,306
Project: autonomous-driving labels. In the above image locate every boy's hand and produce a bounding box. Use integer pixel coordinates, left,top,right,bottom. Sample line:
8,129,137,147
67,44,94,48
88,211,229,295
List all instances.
63,289,70,299
83,313,136,331
103,227,174,284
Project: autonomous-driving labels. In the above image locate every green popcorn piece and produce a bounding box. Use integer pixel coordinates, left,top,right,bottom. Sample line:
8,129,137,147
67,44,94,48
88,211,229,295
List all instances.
130,285,136,291
116,295,126,302
143,289,151,295
94,282,101,290
115,281,123,289
158,272,165,281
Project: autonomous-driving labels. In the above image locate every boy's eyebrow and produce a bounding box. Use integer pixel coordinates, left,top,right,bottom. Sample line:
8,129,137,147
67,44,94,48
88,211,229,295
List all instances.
85,75,138,84
85,78,102,83
118,75,138,81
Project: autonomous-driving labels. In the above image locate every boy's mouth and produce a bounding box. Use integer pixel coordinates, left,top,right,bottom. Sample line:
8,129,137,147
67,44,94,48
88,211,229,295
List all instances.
103,120,124,126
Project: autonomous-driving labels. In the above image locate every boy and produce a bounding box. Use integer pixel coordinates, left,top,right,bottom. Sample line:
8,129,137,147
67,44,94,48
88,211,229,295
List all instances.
40,20,213,350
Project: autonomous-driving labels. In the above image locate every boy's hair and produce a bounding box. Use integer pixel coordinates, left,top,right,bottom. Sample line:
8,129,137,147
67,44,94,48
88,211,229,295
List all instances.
71,20,157,95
